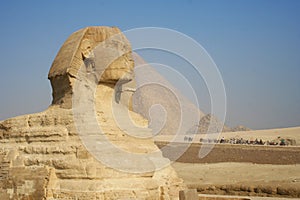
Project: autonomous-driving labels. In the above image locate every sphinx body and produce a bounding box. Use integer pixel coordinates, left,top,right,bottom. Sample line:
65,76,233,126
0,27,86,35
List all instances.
0,26,185,200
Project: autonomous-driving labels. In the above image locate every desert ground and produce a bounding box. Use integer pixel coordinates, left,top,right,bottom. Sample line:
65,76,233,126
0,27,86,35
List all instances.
172,162,300,198
154,126,300,145
219,126,300,145
155,126,300,198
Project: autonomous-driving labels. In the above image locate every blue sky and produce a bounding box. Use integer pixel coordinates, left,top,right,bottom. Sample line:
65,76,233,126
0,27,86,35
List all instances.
0,0,299,129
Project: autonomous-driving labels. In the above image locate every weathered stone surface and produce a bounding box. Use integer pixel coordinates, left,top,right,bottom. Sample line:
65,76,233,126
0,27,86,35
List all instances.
0,26,185,199
48,26,134,109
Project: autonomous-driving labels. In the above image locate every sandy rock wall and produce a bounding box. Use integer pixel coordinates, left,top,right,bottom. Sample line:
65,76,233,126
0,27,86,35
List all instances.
0,26,185,199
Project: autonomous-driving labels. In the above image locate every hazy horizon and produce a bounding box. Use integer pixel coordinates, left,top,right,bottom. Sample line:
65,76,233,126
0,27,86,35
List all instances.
0,1,299,130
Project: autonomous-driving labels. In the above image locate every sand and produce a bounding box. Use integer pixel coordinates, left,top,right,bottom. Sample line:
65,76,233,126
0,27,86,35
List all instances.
219,126,300,144
154,127,300,198
172,162,300,186
154,126,300,145
172,162,300,197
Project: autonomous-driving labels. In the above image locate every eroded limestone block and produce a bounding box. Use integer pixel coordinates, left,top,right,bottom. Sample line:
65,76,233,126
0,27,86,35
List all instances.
0,26,186,199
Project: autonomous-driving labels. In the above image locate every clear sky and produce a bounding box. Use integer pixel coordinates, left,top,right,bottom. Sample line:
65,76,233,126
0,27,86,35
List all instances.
0,0,299,129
